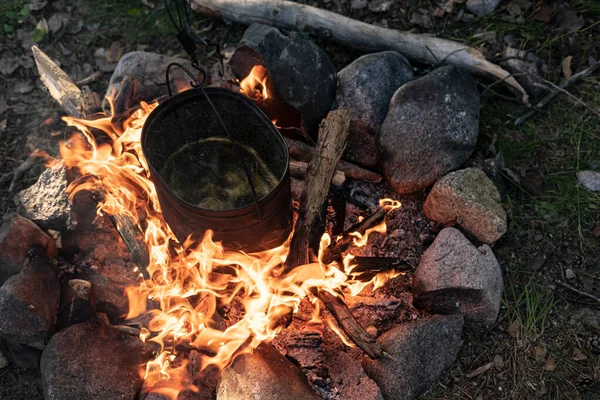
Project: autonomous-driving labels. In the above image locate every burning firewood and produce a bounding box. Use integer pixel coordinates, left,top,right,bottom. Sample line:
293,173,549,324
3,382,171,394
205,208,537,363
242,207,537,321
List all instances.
190,0,529,104
283,109,389,359
32,46,150,279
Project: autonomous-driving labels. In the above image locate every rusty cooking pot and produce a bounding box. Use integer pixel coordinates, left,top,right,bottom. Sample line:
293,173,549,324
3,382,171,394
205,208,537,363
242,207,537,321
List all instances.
141,63,292,252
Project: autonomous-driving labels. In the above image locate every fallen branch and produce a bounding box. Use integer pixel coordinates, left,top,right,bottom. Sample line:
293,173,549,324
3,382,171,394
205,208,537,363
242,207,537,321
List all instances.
285,137,382,183
289,160,345,186
0,151,46,193
515,60,600,126
556,280,600,303
190,0,528,103
32,46,94,119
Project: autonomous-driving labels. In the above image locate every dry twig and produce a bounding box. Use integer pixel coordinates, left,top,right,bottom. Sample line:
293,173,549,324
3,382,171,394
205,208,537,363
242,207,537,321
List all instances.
515,61,600,126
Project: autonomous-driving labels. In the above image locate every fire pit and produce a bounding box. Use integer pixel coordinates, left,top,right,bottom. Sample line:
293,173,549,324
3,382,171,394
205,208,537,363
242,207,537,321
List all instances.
0,10,508,400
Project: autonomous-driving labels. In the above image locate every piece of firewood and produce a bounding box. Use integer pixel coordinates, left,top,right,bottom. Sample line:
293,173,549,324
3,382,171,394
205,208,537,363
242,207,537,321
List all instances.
190,0,528,103
321,207,386,265
285,109,351,271
110,76,138,135
283,110,385,359
316,290,384,358
33,45,150,278
285,137,382,183
32,46,92,119
289,160,345,186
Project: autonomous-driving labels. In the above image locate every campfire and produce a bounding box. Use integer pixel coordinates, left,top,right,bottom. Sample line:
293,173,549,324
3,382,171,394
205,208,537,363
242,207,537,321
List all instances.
0,14,507,400
60,75,402,396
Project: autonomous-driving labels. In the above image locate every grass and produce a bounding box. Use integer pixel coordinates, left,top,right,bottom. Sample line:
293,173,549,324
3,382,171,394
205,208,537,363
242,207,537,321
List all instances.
504,277,555,336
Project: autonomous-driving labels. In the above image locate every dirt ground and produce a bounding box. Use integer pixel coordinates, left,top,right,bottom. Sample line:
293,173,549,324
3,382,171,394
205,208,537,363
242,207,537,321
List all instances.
1,0,599,399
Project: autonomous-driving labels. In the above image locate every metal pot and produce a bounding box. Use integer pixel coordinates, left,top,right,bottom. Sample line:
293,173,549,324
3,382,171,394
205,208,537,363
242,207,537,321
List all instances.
141,65,292,252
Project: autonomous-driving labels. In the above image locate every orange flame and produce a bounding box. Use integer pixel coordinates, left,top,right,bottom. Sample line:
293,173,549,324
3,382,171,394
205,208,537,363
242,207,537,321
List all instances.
60,96,402,398
239,65,269,101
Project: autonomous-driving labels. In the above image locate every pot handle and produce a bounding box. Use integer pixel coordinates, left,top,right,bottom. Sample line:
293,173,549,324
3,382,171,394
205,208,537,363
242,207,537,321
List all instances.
164,62,263,220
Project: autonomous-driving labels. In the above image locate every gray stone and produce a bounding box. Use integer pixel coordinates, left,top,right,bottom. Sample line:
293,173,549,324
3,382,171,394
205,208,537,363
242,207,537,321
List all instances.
334,51,413,168
466,0,502,16
0,213,56,286
336,51,413,132
424,168,507,244
230,23,337,135
217,343,320,400
379,66,479,194
106,51,205,107
41,320,152,400
362,315,463,400
412,227,503,327
577,170,600,192
14,166,73,231
327,350,384,400
5,340,42,369
0,257,59,350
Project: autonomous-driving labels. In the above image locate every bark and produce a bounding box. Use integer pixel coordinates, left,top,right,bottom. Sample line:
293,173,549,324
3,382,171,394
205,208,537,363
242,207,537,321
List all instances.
289,160,345,186
285,137,382,183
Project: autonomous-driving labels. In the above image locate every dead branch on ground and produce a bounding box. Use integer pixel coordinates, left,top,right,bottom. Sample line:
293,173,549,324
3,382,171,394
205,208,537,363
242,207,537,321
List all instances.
515,60,600,126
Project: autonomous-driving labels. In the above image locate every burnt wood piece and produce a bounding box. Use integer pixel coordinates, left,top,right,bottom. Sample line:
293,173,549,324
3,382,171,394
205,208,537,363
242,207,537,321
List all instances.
190,0,528,103
321,207,386,265
283,110,384,359
285,138,382,183
32,46,100,119
110,76,138,135
289,160,345,187
350,257,412,282
110,214,150,280
284,110,351,272
316,289,384,359
351,257,412,274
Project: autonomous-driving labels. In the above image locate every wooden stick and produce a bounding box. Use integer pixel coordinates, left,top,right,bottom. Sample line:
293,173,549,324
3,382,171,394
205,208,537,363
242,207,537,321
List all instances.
556,280,600,303
33,45,150,278
321,207,386,265
289,160,345,186
32,46,91,119
317,289,384,358
282,110,384,358
285,137,382,183
515,61,600,126
190,0,528,103
111,214,150,280
284,109,351,272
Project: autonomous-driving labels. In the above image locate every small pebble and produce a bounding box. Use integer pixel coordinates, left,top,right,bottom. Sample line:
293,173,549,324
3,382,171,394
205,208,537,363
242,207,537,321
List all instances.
566,269,576,280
